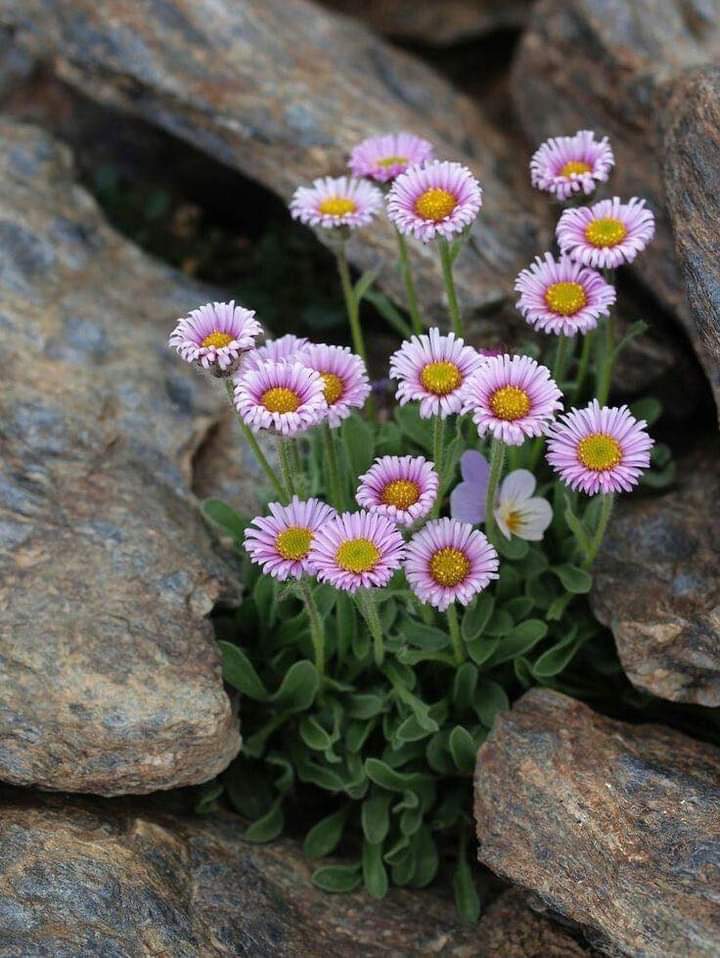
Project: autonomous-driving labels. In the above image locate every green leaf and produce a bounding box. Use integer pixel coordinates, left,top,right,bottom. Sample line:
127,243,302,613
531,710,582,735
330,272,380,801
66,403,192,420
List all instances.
346,718,376,753
613,319,649,360
202,499,248,541
401,621,450,651
312,864,362,893
348,694,386,719
546,592,574,621
474,680,509,728
336,593,356,660
454,853,481,922
313,583,337,618
353,266,379,303
504,596,534,621
304,807,348,858
449,725,478,773
466,636,500,667
374,421,404,457
365,758,429,793
363,839,389,898
452,663,478,712
219,642,269,700
488,619,547,666
485,608,514,637
194,781,223,815
630,396,662,426
297,761,346,792
395,714,435,743
342,413,374,477
495,535,529,560
299,716,333,752
271,660,320,711
533,631,583,679
253,575,276,627
362,792,392,844
553,564,592,594
461,593,495,641
409,826,439,888
394,404,434,453
243,799,284,843
364,288,413,339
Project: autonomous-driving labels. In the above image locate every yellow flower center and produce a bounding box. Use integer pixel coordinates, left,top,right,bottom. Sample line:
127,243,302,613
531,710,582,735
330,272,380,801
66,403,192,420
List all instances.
378,154,408,168
544,281,588,317
560,160,592,177
381,479,420,511
430,547,470,588
318,196,357,217
201,330,233,349
276,526,313,561
502,508,523,534
489,386,531,421
335,538,380,574
420,360,462,396
577,433,622,471
414,187,457,222
261,387,301,414
321,372,344,406
585,217,628,248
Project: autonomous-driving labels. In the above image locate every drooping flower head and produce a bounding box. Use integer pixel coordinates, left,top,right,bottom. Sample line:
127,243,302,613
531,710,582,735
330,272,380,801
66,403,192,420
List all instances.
530,131,614,201
389,327,483,419
233,361,327,436
494,470,553,541
556,197,655,269
244,497,337,581
298,343,371,427
169,301,262,373
308,510,406,593
546,400,653,495
514,253,616,337
387,161,482,243
461,354,563,446
244,334,309,372
405,518,499,611
348,132,435,183
356,455,439,528
290,176,383,230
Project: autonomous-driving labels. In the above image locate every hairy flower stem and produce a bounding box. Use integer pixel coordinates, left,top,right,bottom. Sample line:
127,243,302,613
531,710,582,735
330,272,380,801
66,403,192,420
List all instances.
438,238,463,337
583,492,614,568
395,229,423,334
553,334,572,385
322,421,345,509
447,603,464,665
595,314,615,406
299,578,326,676
278,438,296,500
573,330,595,404
431,416,446,517
484,439,505,545
356,590,385,667
336,244,366,362
224,379,285,500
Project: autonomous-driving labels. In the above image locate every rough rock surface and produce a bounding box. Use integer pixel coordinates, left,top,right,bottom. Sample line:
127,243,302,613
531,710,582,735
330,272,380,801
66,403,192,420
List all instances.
474,688,720,958
0,0,545,321
511,0,720,414
0,117,244,795
592,449,720,706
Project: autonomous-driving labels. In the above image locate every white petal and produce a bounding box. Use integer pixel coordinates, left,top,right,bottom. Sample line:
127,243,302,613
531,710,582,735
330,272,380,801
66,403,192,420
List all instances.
499,469,536,507
495,506,513,541
514,498,553,541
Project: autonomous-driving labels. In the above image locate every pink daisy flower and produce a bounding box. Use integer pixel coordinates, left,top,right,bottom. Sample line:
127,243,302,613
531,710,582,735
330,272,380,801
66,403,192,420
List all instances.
514,253,616,337
546,400,653,495
244,497,337,581
348,132,435,184
386,161,482,243
461,354,563,446
233,361,327,436
243,334,309,372
356,455,439,528
308,510,406,593
389,327,483,419
298,343,371,427
290,176,382,230
169,301,262,373
530,130,614,201
405,518,499,611
556,197,655,269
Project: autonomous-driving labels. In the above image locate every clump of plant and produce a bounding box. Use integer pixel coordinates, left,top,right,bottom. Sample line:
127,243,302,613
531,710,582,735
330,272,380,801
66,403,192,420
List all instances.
169,130,671,918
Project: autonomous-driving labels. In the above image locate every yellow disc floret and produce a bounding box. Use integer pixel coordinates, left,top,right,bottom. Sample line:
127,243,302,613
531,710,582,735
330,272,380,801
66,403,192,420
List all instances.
585,217,628,248
261,387,301,414
318,196,357,217
414,188,457,222
489,386,531,421
560,160,592,177
544,281,587,316
321,372,344,406
276,526,313,561
430,547,470,588
201,330,233,349
577,433,622,471
420,360,462,396
336,538,380,574
381,479,420,511
378,155,408,168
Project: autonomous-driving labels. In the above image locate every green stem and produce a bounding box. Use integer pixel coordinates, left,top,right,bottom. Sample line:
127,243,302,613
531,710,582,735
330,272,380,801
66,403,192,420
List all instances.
322,421,345,509
224,379,285,500
595,314,615,407
553,334,572,386
484,439,505,545
583,493,614,568
396,229,423,334
573,330,595,404
438,238,463,337
277,438,295,500
299,578,325,676
356,590,385,667
431,416,446,517
447,603,464,665
336,245,366,361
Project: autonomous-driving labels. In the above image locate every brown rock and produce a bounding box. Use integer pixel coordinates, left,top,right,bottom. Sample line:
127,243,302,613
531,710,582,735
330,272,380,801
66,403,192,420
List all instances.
0,0,545,321
478,888,598,957
0,118,244,795
510,0,720,414
592,447,720,706
475,688,720,958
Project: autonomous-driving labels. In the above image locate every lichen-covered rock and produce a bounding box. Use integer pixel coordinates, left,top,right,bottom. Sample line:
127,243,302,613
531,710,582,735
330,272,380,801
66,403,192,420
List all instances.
0,118,243,795
0,0,544,321
474,688,720,958
592,449,720,706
